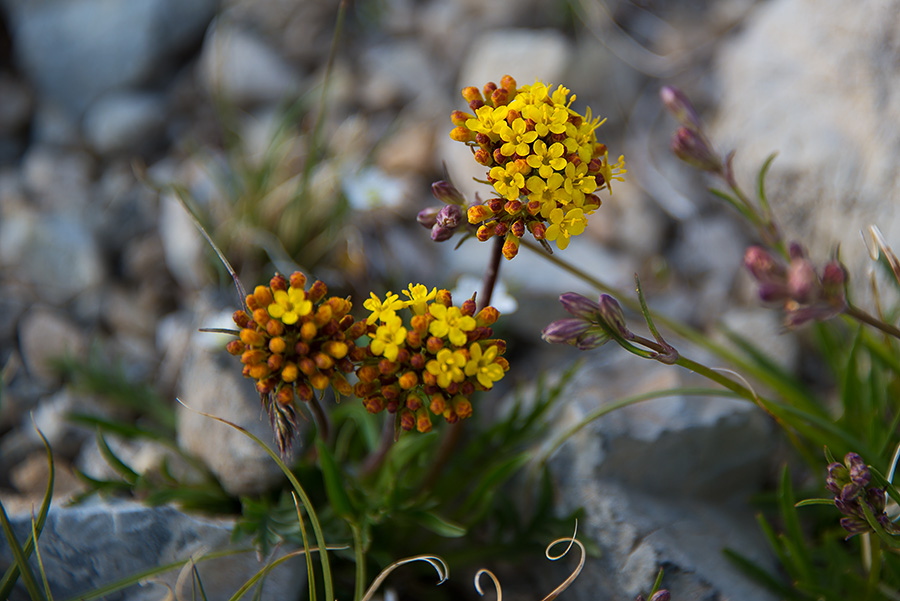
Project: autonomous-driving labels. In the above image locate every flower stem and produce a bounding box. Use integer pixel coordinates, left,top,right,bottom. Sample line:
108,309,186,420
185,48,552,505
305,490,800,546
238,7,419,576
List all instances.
352,522,366,601
846,304,900,340
309,392,331,442
479,235,504,309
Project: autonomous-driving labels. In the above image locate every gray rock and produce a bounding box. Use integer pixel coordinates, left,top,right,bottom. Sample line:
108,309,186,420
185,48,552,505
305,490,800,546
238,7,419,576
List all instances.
198,20,302,107
176,327,286,497
0,209,105,304
82,91,167,155
0,499,305,601
158,191,209,291
21,146,94,209
17,308,89,384
0,74,33,134
528,355,776,600
3,0,219,116
358,40,441,111
712,0,900,301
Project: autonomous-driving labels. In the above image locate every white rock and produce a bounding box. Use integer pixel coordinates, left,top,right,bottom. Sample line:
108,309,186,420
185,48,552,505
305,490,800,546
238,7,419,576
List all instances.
21,146,94,209
17,308,89,383
158,191,209,291
199,20,301,107
712,0,900,301
82,91,166,155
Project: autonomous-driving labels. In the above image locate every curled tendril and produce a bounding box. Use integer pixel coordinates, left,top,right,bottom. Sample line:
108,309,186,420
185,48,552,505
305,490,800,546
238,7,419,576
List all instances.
541,536,586,601
474,568,502,601
360,555,449,601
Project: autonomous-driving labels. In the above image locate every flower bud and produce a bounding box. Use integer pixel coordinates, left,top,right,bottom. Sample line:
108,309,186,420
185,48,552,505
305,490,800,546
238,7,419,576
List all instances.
559,292,600,320
468,205,494,224
787,258,819,304
432,180,466,206
744,246,785,282
598,294,631,339
431,225,454,242
575,328,611,350
541,318,591,345
671,126,721,172
417,207,440,228
649,591,671,601
660,86,702,131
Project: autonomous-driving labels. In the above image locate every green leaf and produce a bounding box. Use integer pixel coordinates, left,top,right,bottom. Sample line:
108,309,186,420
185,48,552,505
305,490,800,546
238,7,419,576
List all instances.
409,511,466,538
724,548,801,599
756,152,778,218
794,498,836,507
0,501,45,601
315,438,355,520
95,431,140,483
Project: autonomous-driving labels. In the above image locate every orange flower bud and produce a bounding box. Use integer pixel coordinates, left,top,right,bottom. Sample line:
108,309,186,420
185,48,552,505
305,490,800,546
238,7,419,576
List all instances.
347,321,368,340
332,373,352,396
271,273,289,291
322,340,348,359
399,409,416,430
226,340,245,355
364,395,386,414
287,272,306,289
526,199,541,215
313,352,334,370
253,285,273,308
314,304,333,327
378,358,399,375
300,321,317,341
475,306,500,327
241,348,267,365
436,289,452,306
443,408,459,424
398,371,418,390
298,357,317,376
416,409,432,433
477,222,497,241
452,396,473,420
461,86,482,104
409,353,425,370
310,372,330,390
256,377,276,394
450,110,472,126
500,74,516,92
246,295,260,311
474,148,492,166
252,308,269,326
461,296,476,316
406,394,423,411
482,81,497,100
429,393,447,415
269,337,286,354
354,381,375,398
357,364,379,383
233,310,252,329
468,205,494,224
511,219,525,238
530,222,547,240
328,296,351,316
266,319,284,337
450,126,474,142
423,371,437,387
406,330,423,347
267,354,284,371
240,328,266,347
296,382,313,401
426,336,444,353
282,363,299,383
249,364,270,380
275,386,294,405
308,280,327,302
502,232,520,260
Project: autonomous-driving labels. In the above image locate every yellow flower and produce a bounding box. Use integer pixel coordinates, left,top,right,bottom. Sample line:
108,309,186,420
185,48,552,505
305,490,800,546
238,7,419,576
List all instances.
526,173,566,210
402,284,437,315
525,140,566,178
598,152,627,193
363,291,405,325
522,103,568,137
465,104,509,139
545,207,587,250
464,343,505,389
428,304,476,347
426,348,468,389
369,313,407,362
267,288,312,325
563,162,596,206
489,163,525,201
498,118,538,157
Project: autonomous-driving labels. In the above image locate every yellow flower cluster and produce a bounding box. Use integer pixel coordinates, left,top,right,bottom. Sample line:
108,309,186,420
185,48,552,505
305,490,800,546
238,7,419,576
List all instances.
354,284,508,433
450,75,626,259
226,272,361,451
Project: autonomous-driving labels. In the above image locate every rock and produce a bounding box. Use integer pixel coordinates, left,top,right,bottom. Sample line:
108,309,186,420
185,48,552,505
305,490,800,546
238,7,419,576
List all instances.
712,0,900,301
21,146,94,209
0,209,106,304
3,0,219,116
0,73,33,134
176,332,286,497
17,308,89,384
158,190,209,291
358,40,442,111
0,499,305,601
9,450,83,501
533,356,776,600
198,20,302,107
375,116,436,176
82,91,167,155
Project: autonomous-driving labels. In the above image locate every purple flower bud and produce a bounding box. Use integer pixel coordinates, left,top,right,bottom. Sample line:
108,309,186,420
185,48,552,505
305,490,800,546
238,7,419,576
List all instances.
649,591,671,601
575,328,611,350
744,246,785,282
417,207,440,229
431,225,454,242
787,258,819,304
431,180,466,205
660,86,702,131
822,261,847,305
671,126,722,173
598,294,631,339
559,292,601,320
788,241,807,260
541,318,592,345
436,204,463,229
846,453,871,488
757,282,789,303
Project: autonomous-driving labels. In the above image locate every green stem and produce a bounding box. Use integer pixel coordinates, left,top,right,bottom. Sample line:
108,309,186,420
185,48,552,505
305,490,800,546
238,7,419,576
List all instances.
352,523,366,601
846,304,900,341
674,355,755,400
